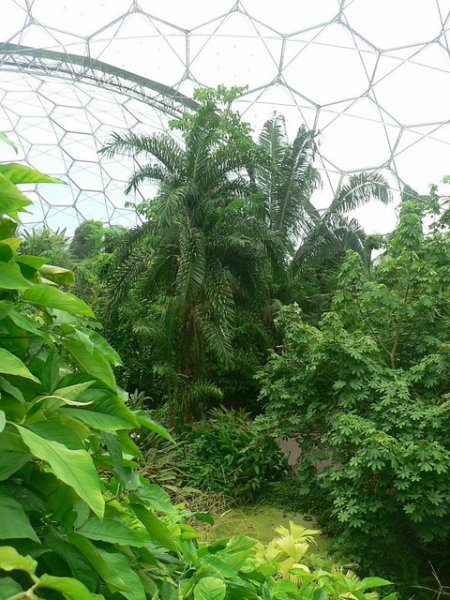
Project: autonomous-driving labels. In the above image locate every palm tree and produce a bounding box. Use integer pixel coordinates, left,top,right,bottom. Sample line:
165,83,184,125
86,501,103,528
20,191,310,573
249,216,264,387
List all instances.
100,93,270,422
256,115,392,280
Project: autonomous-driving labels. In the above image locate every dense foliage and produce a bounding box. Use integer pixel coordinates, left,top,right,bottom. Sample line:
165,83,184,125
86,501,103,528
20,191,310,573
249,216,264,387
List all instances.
180,407,288,501
258,188,450,590
0,136,396,599
99,88,391,422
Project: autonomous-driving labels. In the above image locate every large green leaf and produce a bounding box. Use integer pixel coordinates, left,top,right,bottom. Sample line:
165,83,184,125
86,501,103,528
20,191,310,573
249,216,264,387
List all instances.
62,336,116,390
45,528,98,591
359,577,393,591
134,410,175,443
70,534,139,598
81,328,123,366
0,173,32,220
194,577,226,600
0,488,39,542
40,263,75,286
16,255,47,270
102,432,139,490
16,425,104,517
28,420,85,450
7,308,45,338
96,547,146,600
0,348,40,382
0,262,32,291
62,389,137,430
132,484,175,514
0,546,37,573
133,505,177,551
217,536,255,570
0,576,22,597
0,163,64,185
0,375,24,402
38,574,101,600
0,218,18,240
0,451,30,480
77,517,151,547
22,284,95,318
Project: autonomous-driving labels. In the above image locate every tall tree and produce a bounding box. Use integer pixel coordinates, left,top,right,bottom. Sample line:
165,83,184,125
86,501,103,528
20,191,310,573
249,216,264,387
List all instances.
256,115,392,281
100,87,270,422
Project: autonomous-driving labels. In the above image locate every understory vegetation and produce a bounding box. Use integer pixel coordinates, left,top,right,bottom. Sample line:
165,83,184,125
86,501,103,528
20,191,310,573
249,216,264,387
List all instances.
1,87,448,599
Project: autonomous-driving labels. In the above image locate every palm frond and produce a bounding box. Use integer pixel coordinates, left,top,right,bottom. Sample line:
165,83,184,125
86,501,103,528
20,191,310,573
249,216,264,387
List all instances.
176,226,206,302
329,172,391,215
125,163,169,193
100,132,184,174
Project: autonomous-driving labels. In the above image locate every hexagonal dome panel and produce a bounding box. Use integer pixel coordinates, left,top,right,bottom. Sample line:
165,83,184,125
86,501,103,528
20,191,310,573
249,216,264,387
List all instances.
0,0,449,235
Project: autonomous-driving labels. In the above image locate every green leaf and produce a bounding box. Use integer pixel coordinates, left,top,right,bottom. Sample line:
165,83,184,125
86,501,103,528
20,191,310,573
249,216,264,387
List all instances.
0,546,37,573
0,488,39,542
132,484,175,514
15,425,104,518
45,528,98,591
81,328,123,366
0,300,13,319
16,255,47,270
132,505,177,551
0,375,24,402
38,574,101,600
0,173,32,220
0,576,22,598
135,410,175,443
0,133,18,153
62,336,116,390
71,534,145,600
8,308,45,338
217,536,255,570
193,577,226,600
77,517,151,547
0,348,40,382
359,577,393,591
0,451,30,480
0,218,17,240
194,512,214,526
102,432,139,490
0,410,5,433
0,163,64,185
28,420,85,450
40,263,75,286
0,262,32,291
95,547,145,600
271,579,300,597
62,390,137,431
22,284,95,318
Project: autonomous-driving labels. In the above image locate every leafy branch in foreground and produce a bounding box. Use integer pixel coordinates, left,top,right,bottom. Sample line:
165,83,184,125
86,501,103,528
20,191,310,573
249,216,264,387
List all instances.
0,133,396,599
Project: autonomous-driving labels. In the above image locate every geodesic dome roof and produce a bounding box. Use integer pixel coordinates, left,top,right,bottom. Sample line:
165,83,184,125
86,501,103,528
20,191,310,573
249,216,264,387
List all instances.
1,0,450,233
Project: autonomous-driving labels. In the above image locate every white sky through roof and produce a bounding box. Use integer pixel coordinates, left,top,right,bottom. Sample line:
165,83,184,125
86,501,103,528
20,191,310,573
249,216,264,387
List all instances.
0,0,450,233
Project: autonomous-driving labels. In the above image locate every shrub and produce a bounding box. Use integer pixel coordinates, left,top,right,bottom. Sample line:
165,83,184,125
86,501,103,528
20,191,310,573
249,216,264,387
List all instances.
257,191,450,590
180,407,288,501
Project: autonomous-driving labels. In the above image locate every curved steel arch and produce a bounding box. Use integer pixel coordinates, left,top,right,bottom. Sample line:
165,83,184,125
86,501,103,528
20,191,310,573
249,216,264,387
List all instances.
0,43,198,117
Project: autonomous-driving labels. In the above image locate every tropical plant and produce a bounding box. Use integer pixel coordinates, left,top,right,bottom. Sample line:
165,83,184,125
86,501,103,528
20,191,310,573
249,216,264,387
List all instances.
0,134,397,600
19,226,72,267
257,187,450,591
69,219,104,259
256,114,392,281
180,407,288,501
100,87,272,423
